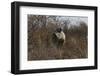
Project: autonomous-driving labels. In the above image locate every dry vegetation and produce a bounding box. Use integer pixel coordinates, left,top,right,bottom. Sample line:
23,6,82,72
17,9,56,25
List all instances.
28,15,88,61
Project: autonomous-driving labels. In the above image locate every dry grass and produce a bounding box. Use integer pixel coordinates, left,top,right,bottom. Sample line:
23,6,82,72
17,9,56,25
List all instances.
28,15,88,61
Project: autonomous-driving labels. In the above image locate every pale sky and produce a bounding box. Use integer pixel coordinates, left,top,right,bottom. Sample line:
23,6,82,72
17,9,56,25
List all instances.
58,16,88,26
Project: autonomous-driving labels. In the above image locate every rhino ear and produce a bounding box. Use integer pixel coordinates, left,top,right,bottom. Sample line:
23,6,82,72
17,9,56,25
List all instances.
59,27,63,31
56,28,62,32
